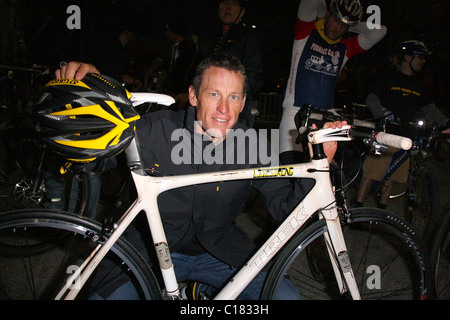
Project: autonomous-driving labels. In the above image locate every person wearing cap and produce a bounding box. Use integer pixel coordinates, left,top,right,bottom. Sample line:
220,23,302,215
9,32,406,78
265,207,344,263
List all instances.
86,27,142,91
279,0,387,165
195,0,263,127
355,40,450,209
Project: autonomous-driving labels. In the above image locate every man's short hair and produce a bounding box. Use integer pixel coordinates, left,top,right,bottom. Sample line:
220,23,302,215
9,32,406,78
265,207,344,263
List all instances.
192,53,248,96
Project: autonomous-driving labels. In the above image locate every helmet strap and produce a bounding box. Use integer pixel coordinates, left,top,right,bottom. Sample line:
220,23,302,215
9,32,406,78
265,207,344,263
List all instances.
400,56,417,76
409,56,418,75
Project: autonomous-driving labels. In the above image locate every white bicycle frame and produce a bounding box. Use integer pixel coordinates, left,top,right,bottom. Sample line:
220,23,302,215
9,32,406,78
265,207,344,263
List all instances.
58,94,362,300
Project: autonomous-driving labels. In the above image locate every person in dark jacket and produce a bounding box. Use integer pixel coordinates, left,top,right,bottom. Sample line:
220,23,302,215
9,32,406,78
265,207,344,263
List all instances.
55,55,345,299
165,21,197,110
355,40,450,209
195,0,263,127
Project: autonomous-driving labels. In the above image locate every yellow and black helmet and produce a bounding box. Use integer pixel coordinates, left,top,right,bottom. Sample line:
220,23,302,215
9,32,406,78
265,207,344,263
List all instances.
35,73,140,163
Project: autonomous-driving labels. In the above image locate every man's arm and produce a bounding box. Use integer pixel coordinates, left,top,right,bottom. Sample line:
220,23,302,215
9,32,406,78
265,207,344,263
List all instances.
421,103,449,127
297,0,327,22
349,22,387,52
295,0,327,40
366,92,389,118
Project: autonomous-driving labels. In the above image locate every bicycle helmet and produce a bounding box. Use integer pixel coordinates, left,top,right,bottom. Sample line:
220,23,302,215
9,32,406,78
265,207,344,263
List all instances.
219,0,248,25
398,40,431,57
219,0,248,8
329,0,363,26
35,73,140,163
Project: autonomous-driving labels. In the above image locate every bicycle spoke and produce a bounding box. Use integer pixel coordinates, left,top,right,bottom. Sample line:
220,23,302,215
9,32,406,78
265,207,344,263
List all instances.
15,227,38,299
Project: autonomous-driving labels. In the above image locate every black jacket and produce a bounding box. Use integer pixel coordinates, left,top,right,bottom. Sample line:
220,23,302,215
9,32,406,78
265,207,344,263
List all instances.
167,38,196,95
93,106,312,297
369,67,435,138
134,106,309,267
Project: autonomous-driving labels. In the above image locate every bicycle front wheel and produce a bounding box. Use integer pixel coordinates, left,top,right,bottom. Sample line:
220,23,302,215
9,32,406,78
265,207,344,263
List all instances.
0,209,161,300
262,208,431,300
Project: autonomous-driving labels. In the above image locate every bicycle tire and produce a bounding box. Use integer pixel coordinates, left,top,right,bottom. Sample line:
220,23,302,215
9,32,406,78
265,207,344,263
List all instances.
261,207,431,300
0,209,161,300
0,171,93,257
406,161,441,245
430,204,450,300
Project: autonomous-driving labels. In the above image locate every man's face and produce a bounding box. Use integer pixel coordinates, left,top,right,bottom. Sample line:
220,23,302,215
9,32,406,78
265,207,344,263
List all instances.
324,12,350,41
406,54,426,72
219,0,245,25
189,66,246,141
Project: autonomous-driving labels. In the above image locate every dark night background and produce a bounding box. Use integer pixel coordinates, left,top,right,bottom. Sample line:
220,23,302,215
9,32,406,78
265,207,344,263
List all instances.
1,0,449,111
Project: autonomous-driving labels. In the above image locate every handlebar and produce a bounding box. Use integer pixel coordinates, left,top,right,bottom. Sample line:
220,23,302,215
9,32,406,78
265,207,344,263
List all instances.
308,125,413,150
130,92,175,107
295,105,376,130
298,105,413,151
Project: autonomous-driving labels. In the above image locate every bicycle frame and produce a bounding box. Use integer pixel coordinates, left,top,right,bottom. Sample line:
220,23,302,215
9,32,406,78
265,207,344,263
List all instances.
58,124,362,300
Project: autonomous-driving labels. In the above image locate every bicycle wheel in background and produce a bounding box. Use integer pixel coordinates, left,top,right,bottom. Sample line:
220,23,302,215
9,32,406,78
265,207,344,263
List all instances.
0,130,91,216
0,132,45,210
430,205,450,300
262,207,431,300
0,209,161,300
406,160,441,246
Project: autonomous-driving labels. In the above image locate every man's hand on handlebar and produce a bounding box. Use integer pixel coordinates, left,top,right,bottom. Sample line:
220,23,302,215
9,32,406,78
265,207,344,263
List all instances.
310,121,348,164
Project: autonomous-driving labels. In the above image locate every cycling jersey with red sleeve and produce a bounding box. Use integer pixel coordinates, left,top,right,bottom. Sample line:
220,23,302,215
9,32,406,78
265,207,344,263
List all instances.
283,17,364,110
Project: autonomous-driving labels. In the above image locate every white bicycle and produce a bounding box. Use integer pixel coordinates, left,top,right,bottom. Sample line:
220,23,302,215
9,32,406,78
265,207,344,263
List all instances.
0,94,431,300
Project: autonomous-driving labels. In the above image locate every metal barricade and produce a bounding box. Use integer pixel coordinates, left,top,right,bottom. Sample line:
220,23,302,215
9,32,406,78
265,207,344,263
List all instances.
256,92,283,123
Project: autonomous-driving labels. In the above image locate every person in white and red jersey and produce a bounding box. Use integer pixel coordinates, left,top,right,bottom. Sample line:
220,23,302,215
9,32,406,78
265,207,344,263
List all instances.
279,0,387,164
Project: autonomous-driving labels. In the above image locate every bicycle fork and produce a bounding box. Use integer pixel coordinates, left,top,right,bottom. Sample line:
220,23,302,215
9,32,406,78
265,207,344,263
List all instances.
320,207,361,299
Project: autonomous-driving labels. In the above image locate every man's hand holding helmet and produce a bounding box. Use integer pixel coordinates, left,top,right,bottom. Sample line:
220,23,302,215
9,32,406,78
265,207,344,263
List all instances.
55,61,100,80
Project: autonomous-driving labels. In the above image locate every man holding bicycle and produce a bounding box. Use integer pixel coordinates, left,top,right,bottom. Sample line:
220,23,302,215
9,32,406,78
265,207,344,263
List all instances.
56,55,345,299
355,40,450,209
